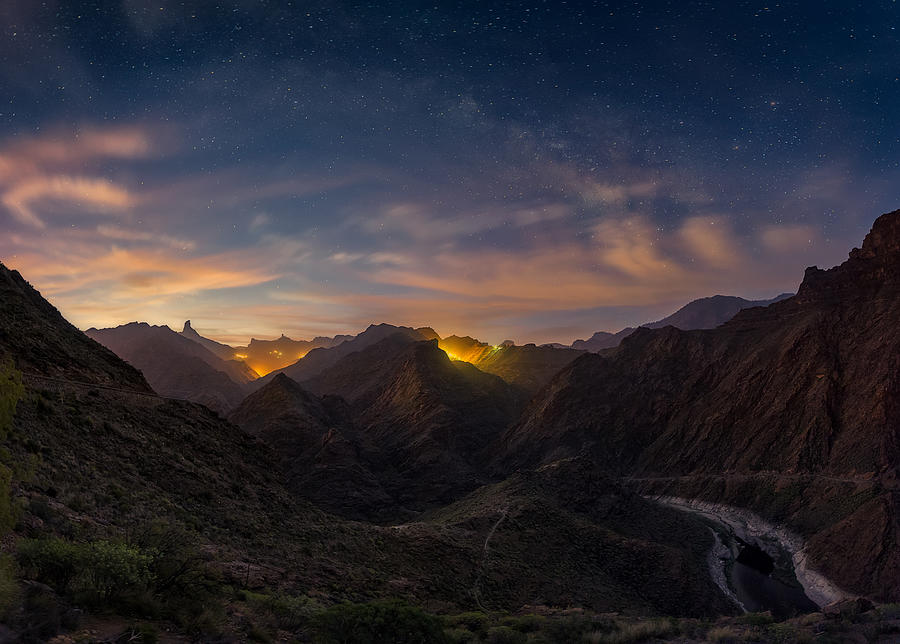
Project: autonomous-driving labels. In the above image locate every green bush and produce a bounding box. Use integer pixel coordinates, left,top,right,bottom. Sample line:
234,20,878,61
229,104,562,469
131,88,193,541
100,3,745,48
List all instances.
312,600,449,644
0,553,19,617
242,590,320,631
17,537,81,593
446,611,491,634
501,613,545,633
0,358,23,537
543,614,616,642
485,625,527,643
598,619,679,644
444,627,477,643
15,582,81,643
0,464,15,534
0,358,23,441
706,626,747,643
17,536,155,606
736,612,775,626
81,540,152,602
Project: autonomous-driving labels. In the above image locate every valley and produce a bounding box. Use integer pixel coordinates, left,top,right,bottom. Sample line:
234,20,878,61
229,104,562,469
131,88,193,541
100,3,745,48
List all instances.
1,211,900,641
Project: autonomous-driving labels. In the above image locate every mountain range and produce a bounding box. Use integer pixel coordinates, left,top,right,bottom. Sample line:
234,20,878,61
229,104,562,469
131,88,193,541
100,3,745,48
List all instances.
3,211,900,640
570,292,794,352
83,289,795,417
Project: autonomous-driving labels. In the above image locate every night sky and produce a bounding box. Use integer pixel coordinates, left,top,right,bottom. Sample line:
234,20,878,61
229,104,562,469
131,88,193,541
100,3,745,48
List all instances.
2,1,898,344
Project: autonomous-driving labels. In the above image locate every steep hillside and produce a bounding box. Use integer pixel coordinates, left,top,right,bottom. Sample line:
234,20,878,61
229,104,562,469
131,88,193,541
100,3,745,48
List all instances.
474,343,585,393
303,335,528,513
228,373,391,520
0,264,150,391
499,210,900,601
86,323,252,413
424,457,735,617
439,335,584,393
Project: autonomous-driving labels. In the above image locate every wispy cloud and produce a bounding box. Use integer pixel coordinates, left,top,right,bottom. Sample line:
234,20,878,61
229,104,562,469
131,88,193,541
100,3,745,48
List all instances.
4,176,136,228
0,125,157,227
96,224,196,251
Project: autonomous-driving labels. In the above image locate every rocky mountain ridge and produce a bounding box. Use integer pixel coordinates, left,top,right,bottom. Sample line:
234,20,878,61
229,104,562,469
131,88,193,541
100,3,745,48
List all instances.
498,209,900,601
570,293,794,352
85,322,254,413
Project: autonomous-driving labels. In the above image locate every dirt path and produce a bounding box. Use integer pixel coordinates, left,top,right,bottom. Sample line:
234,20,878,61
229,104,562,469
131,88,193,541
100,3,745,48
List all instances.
471,504,510,611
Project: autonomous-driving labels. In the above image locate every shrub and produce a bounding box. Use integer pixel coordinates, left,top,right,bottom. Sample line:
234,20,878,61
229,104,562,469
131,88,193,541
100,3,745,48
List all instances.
17,537,153,605
0,553,19,617
0,359,23,536
14,582,80,643
593,619,678,644
17,537,81,593
446,611,490,635
736,612,774,626
0,358,23,441
243,590,320,631
0,464,15,534
501,614,545,633
544,614,615,642
877,603,900,620
485,625,527,644
706,626,747,642
312,600,449,644
444,627,477,643
81,540,152,602
765,623,810,643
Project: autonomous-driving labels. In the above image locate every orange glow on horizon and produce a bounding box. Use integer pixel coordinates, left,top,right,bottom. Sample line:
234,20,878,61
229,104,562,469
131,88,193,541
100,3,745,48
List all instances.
442,349,466,362
231,347,313,376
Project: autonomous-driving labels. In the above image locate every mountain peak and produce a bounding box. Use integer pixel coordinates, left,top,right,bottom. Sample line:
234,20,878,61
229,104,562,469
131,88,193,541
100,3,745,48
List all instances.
270,371,295,386
797,209,900,301
858,208,900,259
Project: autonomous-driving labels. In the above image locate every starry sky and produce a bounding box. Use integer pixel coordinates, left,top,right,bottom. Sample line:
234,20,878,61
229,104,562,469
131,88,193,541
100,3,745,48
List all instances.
1,1,899,345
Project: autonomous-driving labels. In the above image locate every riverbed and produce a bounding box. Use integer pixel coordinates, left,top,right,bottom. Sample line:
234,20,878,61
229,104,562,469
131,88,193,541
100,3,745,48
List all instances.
649,496,849,616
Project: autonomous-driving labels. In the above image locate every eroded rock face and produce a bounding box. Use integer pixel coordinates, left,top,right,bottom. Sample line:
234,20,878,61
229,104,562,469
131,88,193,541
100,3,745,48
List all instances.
498,210,900,600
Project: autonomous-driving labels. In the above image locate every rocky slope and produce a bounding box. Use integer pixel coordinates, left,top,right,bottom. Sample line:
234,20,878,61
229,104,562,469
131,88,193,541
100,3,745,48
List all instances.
438,335,585,393
235,335,529,519
422,457,735,617
228,373,391,521
86,322,253,413
499,210,900,601
0,265,150,391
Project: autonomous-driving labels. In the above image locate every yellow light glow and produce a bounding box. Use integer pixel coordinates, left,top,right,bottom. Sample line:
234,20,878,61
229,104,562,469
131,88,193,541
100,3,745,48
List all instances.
234,353,248,359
